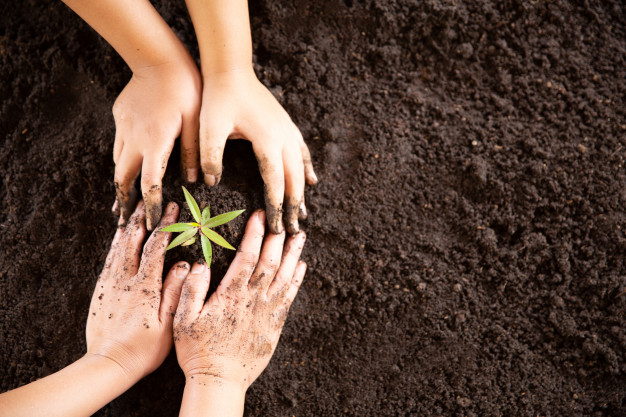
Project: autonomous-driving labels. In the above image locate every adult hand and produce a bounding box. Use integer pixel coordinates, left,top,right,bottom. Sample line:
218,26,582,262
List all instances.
88,201,190,380
174,210,307,393
198,67,317,235
112,60,201,230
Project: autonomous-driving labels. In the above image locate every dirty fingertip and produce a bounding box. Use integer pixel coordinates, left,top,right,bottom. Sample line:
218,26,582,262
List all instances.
111,199,120,216
165,201,179,214
269,216,284,234
175,262,190,278
286,219,300,235
306,168,319,186
191,259,206,274
266,204,284,234
298,201,308,220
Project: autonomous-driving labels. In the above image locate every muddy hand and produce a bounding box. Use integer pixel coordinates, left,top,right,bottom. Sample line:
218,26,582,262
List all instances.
198,67,317,235
88,201,190,380
173,209,307,390
112,60,201,231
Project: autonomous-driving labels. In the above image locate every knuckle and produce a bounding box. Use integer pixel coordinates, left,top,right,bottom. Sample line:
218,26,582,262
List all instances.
237,251,259,271
140,174,161,190
263,260,280,275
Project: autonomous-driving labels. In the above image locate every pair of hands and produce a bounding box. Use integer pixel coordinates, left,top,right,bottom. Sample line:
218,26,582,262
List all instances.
113,59,317,235
88,201,306,392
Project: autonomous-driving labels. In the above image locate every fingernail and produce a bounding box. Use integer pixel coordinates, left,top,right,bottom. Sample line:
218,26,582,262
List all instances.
111,199,119,215
166,202,177,214
257,210,266,223
176,263,190,278
311,171,319,184
204,174,216,186
191,261,206,274
187,168,198,183
287,220,299,235
146,218,153,231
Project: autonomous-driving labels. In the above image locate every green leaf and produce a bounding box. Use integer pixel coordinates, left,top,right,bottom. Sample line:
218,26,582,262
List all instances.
201,227,235,250
160,222,195,233
201,233,212,267
201,206,211,225
181,237,196,246
204,210,245,228
166,227,198,250
182,186,201,223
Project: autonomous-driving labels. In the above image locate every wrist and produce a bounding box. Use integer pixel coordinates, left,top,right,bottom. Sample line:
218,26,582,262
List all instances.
181,373,246,416
82,352,143,384
201,62,255,79
132,45,198,78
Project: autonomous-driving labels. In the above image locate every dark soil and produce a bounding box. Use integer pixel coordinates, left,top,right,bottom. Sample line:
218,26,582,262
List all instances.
2,0,626,415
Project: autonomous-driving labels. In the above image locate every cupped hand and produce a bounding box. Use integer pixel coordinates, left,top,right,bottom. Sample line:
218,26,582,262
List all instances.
112,58,201,230
87,201,190,381
197,67,317,235
173,210,307,390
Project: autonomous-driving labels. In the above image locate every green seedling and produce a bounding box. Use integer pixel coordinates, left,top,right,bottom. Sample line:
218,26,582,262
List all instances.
160,186,245,267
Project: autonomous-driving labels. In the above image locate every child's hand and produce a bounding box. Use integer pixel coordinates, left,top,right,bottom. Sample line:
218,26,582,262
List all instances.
113,61,201,230
174,210,306,391
87,201,189,381
198,68,317,235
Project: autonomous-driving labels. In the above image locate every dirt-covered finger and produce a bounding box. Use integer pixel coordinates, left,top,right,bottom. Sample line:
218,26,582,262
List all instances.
199,123,229,186
117,201,146,277
298,196,307,221
176,261,210,321
267,231,306,299
221,210,266,290
255,149,285,234
296,131,318,185
159,261,189,326
141,152,171,231
114,150,142,226
249,228,286,291
283,142,305,234
111,198,120,217
137,202,180,282
181,112,200,183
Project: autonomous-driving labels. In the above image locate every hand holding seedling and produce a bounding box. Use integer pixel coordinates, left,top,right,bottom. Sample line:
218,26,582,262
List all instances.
175,210,307,416
184,0,318,235
61,0,201,231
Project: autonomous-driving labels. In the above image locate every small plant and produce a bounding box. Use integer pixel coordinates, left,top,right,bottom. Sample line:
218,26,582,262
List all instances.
161,186,244,267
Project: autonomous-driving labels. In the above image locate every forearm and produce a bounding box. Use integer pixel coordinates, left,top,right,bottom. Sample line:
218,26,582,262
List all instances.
62,0,191,72
179,375,246,417
0,354,137,417
184,0,252,74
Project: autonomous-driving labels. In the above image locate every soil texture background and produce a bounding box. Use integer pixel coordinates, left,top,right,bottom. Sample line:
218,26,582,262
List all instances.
1,0,626,415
